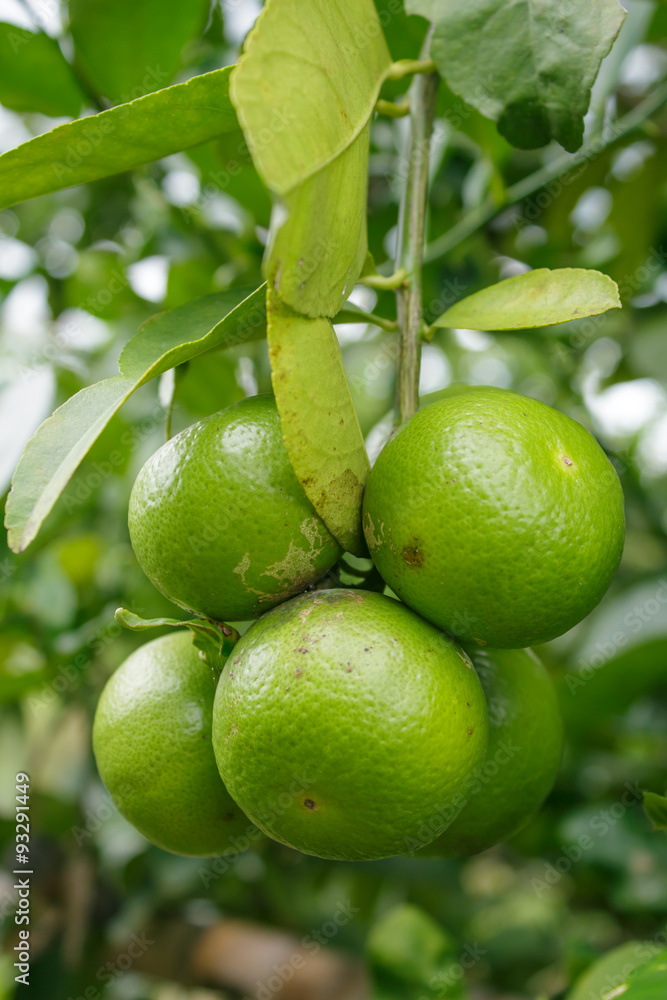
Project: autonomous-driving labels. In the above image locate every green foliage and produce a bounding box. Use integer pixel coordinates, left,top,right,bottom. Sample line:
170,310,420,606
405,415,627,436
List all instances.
0,23,85,117
409,0,626,151
644,791,667,833
5,288,266,552
231,0,391,316
0,0,666,997
567,940,659,1000
68,0,211,104
0,67,237,209
114,607,238,669
432,268,621,331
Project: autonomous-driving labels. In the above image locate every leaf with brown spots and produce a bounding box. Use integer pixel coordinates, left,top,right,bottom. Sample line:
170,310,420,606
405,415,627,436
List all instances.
267,288,370,555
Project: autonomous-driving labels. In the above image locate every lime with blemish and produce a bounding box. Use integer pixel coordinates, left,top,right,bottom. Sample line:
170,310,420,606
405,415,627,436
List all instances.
363,388,625,648
93,631,254,857
211,589,488,861
417,646,563,857
128,395,341,622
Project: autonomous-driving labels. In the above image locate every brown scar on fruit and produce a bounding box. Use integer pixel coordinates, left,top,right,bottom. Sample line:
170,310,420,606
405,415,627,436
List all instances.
562,455,574,466
303,798,317,810
402,544,423,567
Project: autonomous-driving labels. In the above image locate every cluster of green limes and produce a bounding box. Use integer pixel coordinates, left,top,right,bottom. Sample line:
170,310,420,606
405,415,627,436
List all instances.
94,389,624,861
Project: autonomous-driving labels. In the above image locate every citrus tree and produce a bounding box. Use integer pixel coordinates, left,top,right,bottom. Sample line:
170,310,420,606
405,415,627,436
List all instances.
1,1,667,999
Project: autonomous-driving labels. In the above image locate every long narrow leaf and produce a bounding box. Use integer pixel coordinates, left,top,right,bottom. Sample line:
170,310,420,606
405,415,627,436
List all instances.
5,286,266,552
0,67,237,209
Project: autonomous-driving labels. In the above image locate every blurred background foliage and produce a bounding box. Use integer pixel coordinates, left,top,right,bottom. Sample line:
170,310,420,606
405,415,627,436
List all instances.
0,1,666,999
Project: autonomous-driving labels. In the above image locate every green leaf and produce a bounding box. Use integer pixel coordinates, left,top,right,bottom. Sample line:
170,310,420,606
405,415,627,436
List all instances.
606,949,667,1000
5,286,266,553
366,903,456,984
432,268,621,331
267,289,370,555
0,24,86,117
114,608,239,669
0,67,238,210
231,0,391,316
69,0,211,105
568,941,656,1000
644,791,667,832
409,0,625,152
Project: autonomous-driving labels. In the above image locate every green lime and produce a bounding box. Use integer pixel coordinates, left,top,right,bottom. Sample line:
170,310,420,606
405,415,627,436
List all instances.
212,589,488,862
363,388,624,648
93,631,253,857
418,646,563,857
129,395,341,622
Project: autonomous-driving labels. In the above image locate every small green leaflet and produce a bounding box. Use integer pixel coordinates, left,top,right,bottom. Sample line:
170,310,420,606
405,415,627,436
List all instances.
5,286,266,553
69,0,210,105
115,608,238,670
0,23,86,117
643,791,667,832
432,268,621,331
267,289,370,556
231,0,391,317
407,0,626,152
0,67,237,209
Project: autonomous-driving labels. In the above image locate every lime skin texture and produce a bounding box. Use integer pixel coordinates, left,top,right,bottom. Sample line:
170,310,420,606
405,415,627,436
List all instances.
212,588,489,862
363,388,625,648
93,630,253,857
128,395,342,623
418,646,563,857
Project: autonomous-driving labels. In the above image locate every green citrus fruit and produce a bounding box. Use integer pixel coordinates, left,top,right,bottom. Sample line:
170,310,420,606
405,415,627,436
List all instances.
363,388,624,648
128,395,341,622
212,588,488,861
418,646,563,857
93,631,253,856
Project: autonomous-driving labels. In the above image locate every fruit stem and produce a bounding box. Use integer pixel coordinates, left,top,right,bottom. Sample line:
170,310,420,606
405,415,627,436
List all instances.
394,34,439,424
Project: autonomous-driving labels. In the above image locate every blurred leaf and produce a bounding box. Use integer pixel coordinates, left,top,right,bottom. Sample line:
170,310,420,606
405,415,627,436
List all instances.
412,0,625,151
0,23,85,116
432,268,621,330
267,288,370,555
69,0,210,104
5,286,266,553
175,352,243,418
114,608,238,667
367,903,456,983
644,792,667,833
559,577,667,734
231,0,391,316
0,67,237,209
568,940,656,1000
